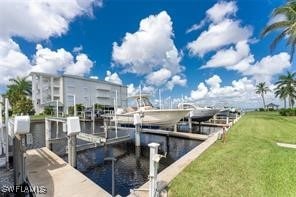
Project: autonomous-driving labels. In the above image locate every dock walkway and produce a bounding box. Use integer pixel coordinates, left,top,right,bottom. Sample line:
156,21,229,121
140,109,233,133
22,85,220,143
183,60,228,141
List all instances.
26,147,110,197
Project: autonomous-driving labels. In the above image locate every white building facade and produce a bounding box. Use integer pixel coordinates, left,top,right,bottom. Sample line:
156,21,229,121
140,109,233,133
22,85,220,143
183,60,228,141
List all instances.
31,72,128,114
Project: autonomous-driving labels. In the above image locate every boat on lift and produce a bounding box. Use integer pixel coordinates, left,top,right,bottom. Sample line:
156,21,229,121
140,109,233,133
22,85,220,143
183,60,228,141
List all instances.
112,95,190,127
177,103,221,122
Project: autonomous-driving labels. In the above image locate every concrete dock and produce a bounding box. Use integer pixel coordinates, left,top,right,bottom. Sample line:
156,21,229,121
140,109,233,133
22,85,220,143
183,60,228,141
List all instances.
26,147,110,197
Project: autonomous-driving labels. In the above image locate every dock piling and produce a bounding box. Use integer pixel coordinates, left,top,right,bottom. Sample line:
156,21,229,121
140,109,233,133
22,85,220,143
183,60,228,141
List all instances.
12,116,31,186
134,113,142,147
104,119,109,139
13,134,26,185
5,98,9,169
68,135,77,168
213,115,217,124
188,117,192,133
148,143,160,197
45,119,52,150
174,124,177,132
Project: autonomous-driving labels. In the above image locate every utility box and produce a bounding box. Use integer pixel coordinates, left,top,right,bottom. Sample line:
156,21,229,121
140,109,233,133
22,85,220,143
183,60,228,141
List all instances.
14,116,30,135
67,117,81,136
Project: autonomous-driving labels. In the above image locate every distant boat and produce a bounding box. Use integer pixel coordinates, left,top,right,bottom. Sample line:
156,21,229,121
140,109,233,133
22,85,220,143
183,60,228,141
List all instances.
177,103,221,122
217,107,239,116
112,95,190,127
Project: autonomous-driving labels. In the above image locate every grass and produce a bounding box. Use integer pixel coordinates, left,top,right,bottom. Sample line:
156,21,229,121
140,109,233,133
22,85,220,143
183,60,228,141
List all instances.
30,114,50,120
168,112,296,197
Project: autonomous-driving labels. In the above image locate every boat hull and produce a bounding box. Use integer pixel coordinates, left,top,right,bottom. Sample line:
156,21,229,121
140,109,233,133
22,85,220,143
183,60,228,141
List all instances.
187,109,221,122
114,109,189,127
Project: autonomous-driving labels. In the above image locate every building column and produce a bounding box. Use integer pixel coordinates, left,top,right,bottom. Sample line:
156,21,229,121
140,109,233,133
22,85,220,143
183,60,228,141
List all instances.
50,77,54,101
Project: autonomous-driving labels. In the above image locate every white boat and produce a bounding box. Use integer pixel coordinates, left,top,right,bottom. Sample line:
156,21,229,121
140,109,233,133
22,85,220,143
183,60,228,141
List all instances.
177,103,221,122
112,95,190,127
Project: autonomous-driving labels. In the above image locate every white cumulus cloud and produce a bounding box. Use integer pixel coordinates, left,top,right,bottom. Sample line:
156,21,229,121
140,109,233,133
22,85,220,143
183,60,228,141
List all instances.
202,41,252,71
146,68,172,86
31,44,93,76
190,82,208,100
202,42,291,82
112,11,185,90
166,75,187,90
0,0,100,89
205,75,222,89
206,1,237,23
187,75,278,108
187,19,252,57
104,70,123,85
0,39,32,86
246,52,291,82
112,11,183,75
0,0,101,41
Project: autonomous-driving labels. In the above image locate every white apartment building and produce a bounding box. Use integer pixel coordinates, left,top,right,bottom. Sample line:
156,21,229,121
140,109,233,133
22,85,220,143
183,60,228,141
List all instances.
31,72,128,114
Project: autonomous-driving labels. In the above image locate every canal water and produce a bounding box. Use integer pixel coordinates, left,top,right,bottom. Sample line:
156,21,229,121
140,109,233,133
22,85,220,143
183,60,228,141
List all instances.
29,121,204,196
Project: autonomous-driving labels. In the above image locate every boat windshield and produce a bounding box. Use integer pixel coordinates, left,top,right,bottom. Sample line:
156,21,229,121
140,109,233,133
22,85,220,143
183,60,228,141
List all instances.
136,97,153,108
180,103,196,109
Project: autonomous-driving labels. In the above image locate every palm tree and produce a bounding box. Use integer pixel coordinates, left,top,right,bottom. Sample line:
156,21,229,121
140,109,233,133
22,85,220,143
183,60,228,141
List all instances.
275,71,296,108
256,82,270,109
7,76,32,96
261,0,296,60
6,76,32,107
274,86,288,108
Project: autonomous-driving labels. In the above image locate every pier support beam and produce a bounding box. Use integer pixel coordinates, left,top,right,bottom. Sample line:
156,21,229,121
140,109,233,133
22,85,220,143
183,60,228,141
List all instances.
149,143,160,197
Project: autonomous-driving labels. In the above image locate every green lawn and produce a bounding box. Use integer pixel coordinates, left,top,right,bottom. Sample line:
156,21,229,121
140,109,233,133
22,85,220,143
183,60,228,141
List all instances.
30,114,50,120
169,112,296,197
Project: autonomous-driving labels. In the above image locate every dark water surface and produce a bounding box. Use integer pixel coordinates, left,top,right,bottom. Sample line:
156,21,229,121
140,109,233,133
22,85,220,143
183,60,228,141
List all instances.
29,121,202,196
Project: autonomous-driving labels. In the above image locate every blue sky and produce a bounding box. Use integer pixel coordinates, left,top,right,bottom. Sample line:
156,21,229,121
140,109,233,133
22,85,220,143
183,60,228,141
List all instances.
0,0,293,108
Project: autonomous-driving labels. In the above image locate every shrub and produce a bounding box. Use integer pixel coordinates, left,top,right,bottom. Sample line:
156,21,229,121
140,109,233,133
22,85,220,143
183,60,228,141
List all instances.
279,108,296,116
259,108,265,111
44,106,53,115
68,104,84,115
12,96,34,115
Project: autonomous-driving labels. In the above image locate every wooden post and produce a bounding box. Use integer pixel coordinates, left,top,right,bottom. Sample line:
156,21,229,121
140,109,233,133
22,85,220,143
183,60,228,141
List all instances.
13,134,26,186
213,115,217,124
45,119,52,150
174,124,177,132
226,116,229,125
